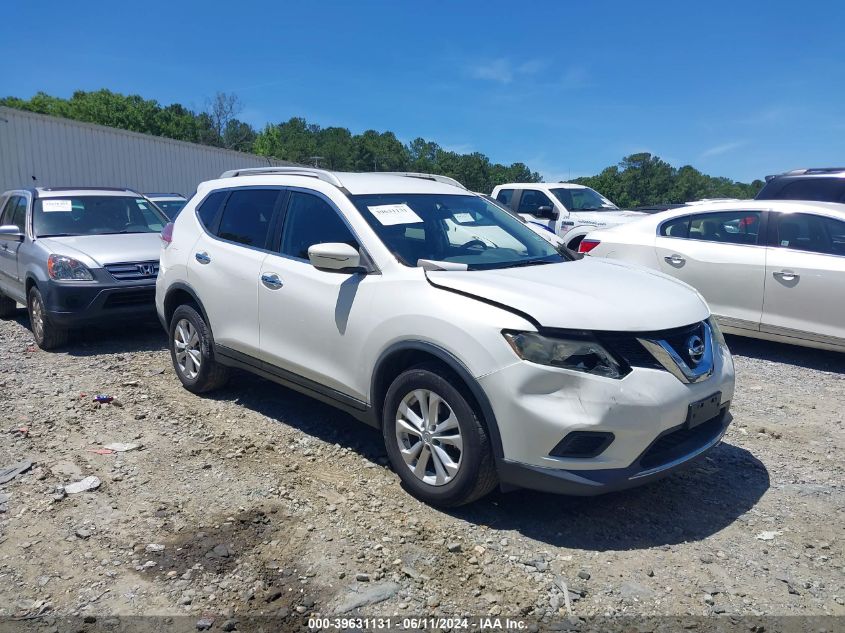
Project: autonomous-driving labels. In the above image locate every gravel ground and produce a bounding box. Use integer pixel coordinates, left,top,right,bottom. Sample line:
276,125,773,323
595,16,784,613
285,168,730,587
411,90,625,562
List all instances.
0,311,842,627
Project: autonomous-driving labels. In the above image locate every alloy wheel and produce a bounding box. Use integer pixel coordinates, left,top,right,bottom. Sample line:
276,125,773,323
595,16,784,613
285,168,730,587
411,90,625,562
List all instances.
174,318,201,380
395,389,463,486
30,295,44,341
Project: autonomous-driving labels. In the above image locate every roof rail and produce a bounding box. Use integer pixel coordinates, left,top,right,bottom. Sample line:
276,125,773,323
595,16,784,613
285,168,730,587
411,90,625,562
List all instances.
782,167,845,176
379,172,467,189
219,166,346,188
40,186,136,192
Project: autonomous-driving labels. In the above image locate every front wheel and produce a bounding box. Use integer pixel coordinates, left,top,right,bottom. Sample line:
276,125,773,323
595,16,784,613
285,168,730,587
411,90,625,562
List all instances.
27,287,68,350
169,304,229,393
382,364,498,507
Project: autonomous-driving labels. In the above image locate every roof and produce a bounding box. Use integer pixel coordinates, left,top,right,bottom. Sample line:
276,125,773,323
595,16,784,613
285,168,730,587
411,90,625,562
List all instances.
766,168,845,181
35,187,141,198
657,199,845,220
212,167,470,196
494,182,588,190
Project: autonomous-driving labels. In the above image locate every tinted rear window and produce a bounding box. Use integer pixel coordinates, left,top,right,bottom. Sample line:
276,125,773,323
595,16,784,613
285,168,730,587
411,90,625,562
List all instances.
216,189,279,248
757,177,845,203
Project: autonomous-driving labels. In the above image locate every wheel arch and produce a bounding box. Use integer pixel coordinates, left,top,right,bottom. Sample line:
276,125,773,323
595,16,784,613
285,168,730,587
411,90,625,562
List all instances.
163,282,210,328
370,340,505,460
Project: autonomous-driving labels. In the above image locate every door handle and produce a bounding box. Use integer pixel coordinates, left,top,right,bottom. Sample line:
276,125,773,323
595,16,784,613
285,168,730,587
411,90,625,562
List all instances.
664,254,686,266
261,273,283,289
773,270,799,282
195,252,211,264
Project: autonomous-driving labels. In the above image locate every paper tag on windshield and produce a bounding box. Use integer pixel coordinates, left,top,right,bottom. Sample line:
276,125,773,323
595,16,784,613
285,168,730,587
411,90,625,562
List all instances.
453,212,474,223
42,199,72,212
368,203,423,226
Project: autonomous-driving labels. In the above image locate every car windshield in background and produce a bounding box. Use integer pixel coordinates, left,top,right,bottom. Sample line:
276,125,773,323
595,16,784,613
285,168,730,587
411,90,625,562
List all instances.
550,187,618,211
153,200,186,219
352,194,565,270
34,196,167,237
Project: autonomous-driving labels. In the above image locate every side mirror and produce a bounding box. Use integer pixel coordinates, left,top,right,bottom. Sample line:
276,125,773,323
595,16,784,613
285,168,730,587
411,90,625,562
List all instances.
0,225,24,242
308,242,362,272
536,205,558,220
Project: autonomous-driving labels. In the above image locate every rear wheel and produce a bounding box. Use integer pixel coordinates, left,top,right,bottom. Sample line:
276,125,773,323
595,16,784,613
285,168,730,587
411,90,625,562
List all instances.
169,304,229,393
27,287,68,350
0,293,17,318
382,364,497,507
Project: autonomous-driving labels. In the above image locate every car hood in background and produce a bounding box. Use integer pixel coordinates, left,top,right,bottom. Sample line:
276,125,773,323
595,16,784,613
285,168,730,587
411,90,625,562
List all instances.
37,233,162,267
426,257,709,332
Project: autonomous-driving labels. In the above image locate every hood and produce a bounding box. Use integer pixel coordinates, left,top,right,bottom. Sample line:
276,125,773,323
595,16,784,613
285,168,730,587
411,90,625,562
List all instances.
426,257,709,332
36,233,162,267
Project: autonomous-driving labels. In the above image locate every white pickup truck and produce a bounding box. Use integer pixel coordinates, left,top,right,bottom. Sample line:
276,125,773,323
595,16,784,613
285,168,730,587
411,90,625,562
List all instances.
491,182,645,252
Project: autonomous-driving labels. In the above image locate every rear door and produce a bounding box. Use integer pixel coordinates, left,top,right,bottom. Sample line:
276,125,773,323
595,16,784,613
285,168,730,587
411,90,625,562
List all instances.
0,195,27,296
655,209,767,330
761,211,845,345
187,187,283,357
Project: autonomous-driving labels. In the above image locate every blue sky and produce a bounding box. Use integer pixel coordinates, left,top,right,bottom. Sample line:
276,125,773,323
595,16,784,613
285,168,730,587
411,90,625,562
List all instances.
2,1,843,183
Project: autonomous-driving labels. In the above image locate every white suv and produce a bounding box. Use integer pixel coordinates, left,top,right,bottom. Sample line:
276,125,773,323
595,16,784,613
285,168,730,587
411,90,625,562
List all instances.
491,182,645,252
156,168,735,506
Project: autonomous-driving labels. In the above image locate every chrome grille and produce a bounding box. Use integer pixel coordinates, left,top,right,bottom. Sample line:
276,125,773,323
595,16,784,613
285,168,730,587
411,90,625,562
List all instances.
104,261,159,281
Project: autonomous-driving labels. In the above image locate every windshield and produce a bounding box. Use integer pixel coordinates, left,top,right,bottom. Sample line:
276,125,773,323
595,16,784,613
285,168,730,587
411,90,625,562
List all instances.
550,187,618,211
34,196,167,237
352,194,565,270
152,199,186,219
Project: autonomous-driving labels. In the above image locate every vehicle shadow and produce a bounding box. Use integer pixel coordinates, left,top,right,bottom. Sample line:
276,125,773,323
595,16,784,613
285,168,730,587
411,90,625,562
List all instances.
11,310,167,356
205,371,769,550
207,370,387,463
452,442,769,551
725,334,845,374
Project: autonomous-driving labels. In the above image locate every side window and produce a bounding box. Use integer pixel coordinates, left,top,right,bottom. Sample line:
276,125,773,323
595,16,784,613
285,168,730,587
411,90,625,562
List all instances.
775,213,845,256
517,190,554,214
196,190,228,230
10,197,28,232
0,196,20,226
495,189,514,207
280,192,357,260
659,215,690,238
216,189,279,248
688,211,762,245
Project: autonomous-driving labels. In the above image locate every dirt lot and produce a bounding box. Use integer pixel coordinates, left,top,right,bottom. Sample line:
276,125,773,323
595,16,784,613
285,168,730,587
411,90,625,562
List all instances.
0,311,842,628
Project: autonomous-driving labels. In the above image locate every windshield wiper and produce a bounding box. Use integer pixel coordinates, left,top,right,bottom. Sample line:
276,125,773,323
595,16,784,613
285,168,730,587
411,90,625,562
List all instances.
37,233,77,238
497,258,554,269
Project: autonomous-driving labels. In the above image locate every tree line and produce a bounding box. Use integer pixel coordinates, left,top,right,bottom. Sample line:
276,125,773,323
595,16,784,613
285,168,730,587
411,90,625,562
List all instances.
1,89,762,201
571,153,764,208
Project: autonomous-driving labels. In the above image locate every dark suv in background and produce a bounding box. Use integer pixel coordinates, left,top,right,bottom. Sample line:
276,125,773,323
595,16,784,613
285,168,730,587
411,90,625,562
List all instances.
756,168,845,203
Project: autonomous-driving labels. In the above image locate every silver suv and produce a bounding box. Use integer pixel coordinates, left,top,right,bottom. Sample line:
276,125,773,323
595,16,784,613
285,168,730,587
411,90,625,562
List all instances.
0,187,167,348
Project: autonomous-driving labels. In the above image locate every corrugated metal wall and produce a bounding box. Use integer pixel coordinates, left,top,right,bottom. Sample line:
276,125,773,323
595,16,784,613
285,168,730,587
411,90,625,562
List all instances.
0,106,294,195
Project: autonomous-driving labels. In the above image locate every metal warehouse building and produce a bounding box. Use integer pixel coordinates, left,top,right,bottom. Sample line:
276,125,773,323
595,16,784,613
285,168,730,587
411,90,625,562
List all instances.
0,106,293,195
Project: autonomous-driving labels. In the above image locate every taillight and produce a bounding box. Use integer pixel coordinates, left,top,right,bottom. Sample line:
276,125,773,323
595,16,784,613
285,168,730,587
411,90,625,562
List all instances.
578,239,600,254
161,222,174,245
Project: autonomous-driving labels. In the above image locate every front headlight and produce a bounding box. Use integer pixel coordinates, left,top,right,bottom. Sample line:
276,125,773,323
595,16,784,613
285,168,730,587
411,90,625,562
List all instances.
708,317,727,347
47,255,94,281
503,331,625,379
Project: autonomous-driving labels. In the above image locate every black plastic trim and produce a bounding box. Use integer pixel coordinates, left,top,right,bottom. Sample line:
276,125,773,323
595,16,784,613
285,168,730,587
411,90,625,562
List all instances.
214,344,376,426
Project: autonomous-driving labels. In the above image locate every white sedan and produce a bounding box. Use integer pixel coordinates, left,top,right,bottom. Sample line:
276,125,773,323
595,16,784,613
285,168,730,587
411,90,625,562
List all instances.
580,200,845,352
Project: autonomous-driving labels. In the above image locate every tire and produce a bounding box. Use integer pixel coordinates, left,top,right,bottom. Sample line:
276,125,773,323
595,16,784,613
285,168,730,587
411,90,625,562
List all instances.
382,363,498,507
0,293,17,318
169,304,229,393
27,286,68,350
